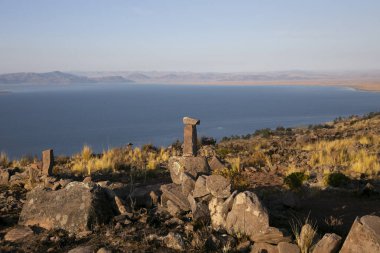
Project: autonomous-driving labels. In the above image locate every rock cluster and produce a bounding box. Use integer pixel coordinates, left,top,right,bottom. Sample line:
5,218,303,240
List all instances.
161,117,289,245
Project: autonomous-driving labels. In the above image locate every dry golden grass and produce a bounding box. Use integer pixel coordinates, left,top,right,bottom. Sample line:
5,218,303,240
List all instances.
71,145,171,175
0,152,9,167
303,134,380,176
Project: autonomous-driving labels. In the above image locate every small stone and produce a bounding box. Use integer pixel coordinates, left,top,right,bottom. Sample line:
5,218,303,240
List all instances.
206,174,231,198
183,117,200,125
236,240,251,253
278,242,300,253
97,247,112,253
251,242,278,253
83,176,92,183
114,196,127,214
164,232,185,251
4,225,34,242
251,227,291,244
67,246,94,253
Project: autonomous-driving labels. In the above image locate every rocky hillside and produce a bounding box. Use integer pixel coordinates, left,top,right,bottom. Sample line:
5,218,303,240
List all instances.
0,113,380,252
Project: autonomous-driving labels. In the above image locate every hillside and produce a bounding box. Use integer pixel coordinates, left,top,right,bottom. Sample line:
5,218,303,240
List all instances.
0,113,379,252
0,71,133,85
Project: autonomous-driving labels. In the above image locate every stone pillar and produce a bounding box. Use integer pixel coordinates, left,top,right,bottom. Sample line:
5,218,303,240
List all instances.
183,117,200,156
42,149,54,176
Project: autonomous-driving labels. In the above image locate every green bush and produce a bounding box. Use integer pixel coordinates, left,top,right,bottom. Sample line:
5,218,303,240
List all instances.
324,172,350,187
284,172,308,189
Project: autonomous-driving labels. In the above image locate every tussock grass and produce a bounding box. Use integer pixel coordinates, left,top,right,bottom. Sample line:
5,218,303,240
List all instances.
291,215,317,253
304,134,380,177
71,145,171,175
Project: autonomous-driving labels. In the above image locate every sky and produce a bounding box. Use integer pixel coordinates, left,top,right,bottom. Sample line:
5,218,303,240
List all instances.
0,0,380,73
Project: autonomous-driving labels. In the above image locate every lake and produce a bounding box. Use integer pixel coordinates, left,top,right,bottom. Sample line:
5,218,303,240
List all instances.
1,84,380,159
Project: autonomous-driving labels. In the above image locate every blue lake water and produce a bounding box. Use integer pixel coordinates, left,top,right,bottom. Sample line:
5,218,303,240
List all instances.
1,84,380,158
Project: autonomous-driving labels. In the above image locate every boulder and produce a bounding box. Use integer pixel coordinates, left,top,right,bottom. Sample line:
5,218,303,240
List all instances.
209,191,237,230
250,242,278,253
19,182,115,233
4,225,34,242
340,215,380,253
209,156,226,171
193,175,210,198
168,156,210,184
160,183,190,211
206,174,231,198
226,191,269,238
181,173,195,197
312,233,341,253
278,242,300,253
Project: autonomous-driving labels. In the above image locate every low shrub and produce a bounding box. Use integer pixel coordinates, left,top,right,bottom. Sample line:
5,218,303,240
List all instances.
284,172,308,190
324,172,350,187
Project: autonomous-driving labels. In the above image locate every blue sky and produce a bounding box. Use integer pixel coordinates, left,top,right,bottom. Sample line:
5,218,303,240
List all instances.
0,0,379,73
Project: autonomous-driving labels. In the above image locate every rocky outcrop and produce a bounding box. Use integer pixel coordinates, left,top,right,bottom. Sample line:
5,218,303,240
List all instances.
340,215,380,253
19,182,115,233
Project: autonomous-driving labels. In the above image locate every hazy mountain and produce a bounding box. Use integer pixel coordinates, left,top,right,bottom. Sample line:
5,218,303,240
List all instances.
0,71,133,84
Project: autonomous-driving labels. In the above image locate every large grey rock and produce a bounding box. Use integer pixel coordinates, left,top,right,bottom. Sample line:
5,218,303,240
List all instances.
226,191,269,238
209,191,237,230
160,183,190,211
181,173,195,197
188,194,210,222
206,174,231,198
168,156,210,184
19,182,115,233
340,215,380,253
209,156,226,171
193,175,210,198
312,233,341,253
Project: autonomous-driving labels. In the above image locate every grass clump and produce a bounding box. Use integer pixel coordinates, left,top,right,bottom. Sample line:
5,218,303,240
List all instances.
324,172,350,187
291,215,317,253
284,172,308,190
0,152,10,167
71,144,170,176
304,135,380,177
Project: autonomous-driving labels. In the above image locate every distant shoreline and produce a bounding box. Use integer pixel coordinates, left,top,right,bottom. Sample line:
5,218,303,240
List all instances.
132,80,380,92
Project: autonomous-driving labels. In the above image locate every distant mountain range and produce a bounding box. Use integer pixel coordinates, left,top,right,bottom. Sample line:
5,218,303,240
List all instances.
0,71,134,84
1,70,380,91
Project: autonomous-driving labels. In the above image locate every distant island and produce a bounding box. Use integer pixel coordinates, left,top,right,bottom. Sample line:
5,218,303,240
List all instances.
1,70,380,91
